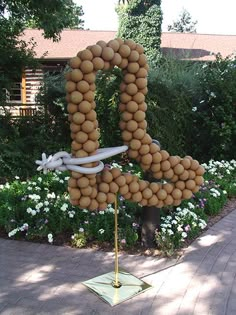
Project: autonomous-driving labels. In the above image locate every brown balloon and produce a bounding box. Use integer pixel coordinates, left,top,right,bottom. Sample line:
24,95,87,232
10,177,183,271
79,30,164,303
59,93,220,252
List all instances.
66,39,205,210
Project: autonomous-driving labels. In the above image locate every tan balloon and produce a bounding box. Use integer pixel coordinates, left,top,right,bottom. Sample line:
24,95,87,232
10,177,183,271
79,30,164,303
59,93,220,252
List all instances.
118,44,131,58
70,56,81,68
70,91,83,104
108,39,120,52
66,38,204,210
102,47,115,61
132,192,142,202
90,44,102,57
92,57,105,70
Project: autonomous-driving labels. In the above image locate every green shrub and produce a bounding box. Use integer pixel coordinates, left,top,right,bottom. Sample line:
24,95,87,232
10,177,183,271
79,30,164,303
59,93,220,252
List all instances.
0,113,70,180
155,204,207,256
147,57,201,156
188,55,236,162
0,168,140,248
95,69,123,148
155,158,235,255
202,159,236,198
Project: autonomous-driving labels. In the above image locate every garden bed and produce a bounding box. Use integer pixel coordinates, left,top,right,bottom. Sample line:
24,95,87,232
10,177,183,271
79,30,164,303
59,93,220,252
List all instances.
0,159,235,256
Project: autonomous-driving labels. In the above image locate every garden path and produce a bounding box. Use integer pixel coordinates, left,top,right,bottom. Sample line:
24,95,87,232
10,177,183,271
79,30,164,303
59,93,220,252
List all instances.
1,206,236,315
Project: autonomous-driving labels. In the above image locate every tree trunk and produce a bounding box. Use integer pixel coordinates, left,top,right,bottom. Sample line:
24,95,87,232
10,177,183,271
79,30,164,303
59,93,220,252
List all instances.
141,166,161,248
141,205,160,248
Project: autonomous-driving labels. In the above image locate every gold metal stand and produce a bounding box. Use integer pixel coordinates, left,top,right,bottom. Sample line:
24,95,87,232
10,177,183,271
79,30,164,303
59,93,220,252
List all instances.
82,194,152,306
112,194,122,288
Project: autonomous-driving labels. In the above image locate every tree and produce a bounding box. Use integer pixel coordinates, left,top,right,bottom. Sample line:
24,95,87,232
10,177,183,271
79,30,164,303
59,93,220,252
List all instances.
116,0,163,65
168,8,197,33
116,0,163,247
0,0,84,104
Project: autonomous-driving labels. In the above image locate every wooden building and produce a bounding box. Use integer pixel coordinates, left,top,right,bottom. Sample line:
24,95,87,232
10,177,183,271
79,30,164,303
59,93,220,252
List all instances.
4,29,236,116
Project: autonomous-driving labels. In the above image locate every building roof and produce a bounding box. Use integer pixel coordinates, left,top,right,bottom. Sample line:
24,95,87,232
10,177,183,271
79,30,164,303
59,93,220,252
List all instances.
161,32,236,61
22,29,236,61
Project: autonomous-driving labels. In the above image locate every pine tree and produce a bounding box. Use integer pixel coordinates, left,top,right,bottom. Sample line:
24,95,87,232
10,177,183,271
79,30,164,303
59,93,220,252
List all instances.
168,8,197,33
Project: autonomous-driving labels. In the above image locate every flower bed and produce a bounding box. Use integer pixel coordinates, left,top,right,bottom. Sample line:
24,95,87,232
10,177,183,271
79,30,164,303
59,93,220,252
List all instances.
0,159,235,254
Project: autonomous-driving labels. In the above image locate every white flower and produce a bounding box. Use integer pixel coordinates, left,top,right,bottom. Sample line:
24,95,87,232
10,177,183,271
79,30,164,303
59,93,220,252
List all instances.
31,210,37,216
188,202,195,209
44,207,50,213
199,219,207,229
171,220,177,225
15,176,20,180
99,211,105,215
98,229,105,234
61,203,68,211
27,207,32,214
79,228,84,233
182,232,187,238
167,229,174,235
8,228,19,237
68,210,75,218
36,202,44,210
44,201,49,206
47,192,56,199
47,233,53,243
37,177,42,182
20,223,28,231
28,194,41,201
177,226,183,232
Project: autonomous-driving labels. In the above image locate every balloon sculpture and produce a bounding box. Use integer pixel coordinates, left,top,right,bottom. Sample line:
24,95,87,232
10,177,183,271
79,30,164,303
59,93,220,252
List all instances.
37,38,204,211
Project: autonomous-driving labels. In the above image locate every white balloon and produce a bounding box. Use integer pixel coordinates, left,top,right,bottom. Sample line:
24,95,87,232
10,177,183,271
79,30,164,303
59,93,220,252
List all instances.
36,145,128,174
63,146,128,165
67,161,104,174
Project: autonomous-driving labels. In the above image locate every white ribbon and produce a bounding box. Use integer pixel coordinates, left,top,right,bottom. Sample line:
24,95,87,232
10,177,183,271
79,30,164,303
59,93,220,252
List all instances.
35,145,128,175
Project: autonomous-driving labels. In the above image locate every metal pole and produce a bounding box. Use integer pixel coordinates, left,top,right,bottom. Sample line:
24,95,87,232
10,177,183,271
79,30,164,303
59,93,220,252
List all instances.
112,194,122,288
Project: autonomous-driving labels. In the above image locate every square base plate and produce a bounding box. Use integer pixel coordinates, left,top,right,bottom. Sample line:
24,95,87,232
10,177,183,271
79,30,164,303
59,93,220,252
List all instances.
82,269,152,306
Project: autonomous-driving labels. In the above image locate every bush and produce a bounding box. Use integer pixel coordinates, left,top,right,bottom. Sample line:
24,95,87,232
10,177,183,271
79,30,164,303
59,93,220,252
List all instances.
147,57,201,155
0,69,71,181
0,167,141,248
188,55,236,162
155,204,207,256
155,158,236,255
95,69,123,148
0,113,70,181
202,159,236,197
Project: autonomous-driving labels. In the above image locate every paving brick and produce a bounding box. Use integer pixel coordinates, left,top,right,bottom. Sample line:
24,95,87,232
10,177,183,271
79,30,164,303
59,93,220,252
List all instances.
1,206,236,315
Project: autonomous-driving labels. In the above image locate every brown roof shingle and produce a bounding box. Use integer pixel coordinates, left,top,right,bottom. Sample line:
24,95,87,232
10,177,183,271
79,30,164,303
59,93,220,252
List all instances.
22,29,236,61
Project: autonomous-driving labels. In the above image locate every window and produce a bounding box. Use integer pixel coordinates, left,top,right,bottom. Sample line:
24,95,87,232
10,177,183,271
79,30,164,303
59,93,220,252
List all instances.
9,82,22,102
5,71,26,104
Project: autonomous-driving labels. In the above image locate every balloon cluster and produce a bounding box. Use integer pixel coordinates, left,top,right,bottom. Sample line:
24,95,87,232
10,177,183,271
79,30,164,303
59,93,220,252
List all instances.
65,38,205,210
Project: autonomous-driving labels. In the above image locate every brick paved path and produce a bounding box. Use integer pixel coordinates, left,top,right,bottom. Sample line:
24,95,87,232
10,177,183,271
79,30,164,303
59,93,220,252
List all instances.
1,208,236,315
